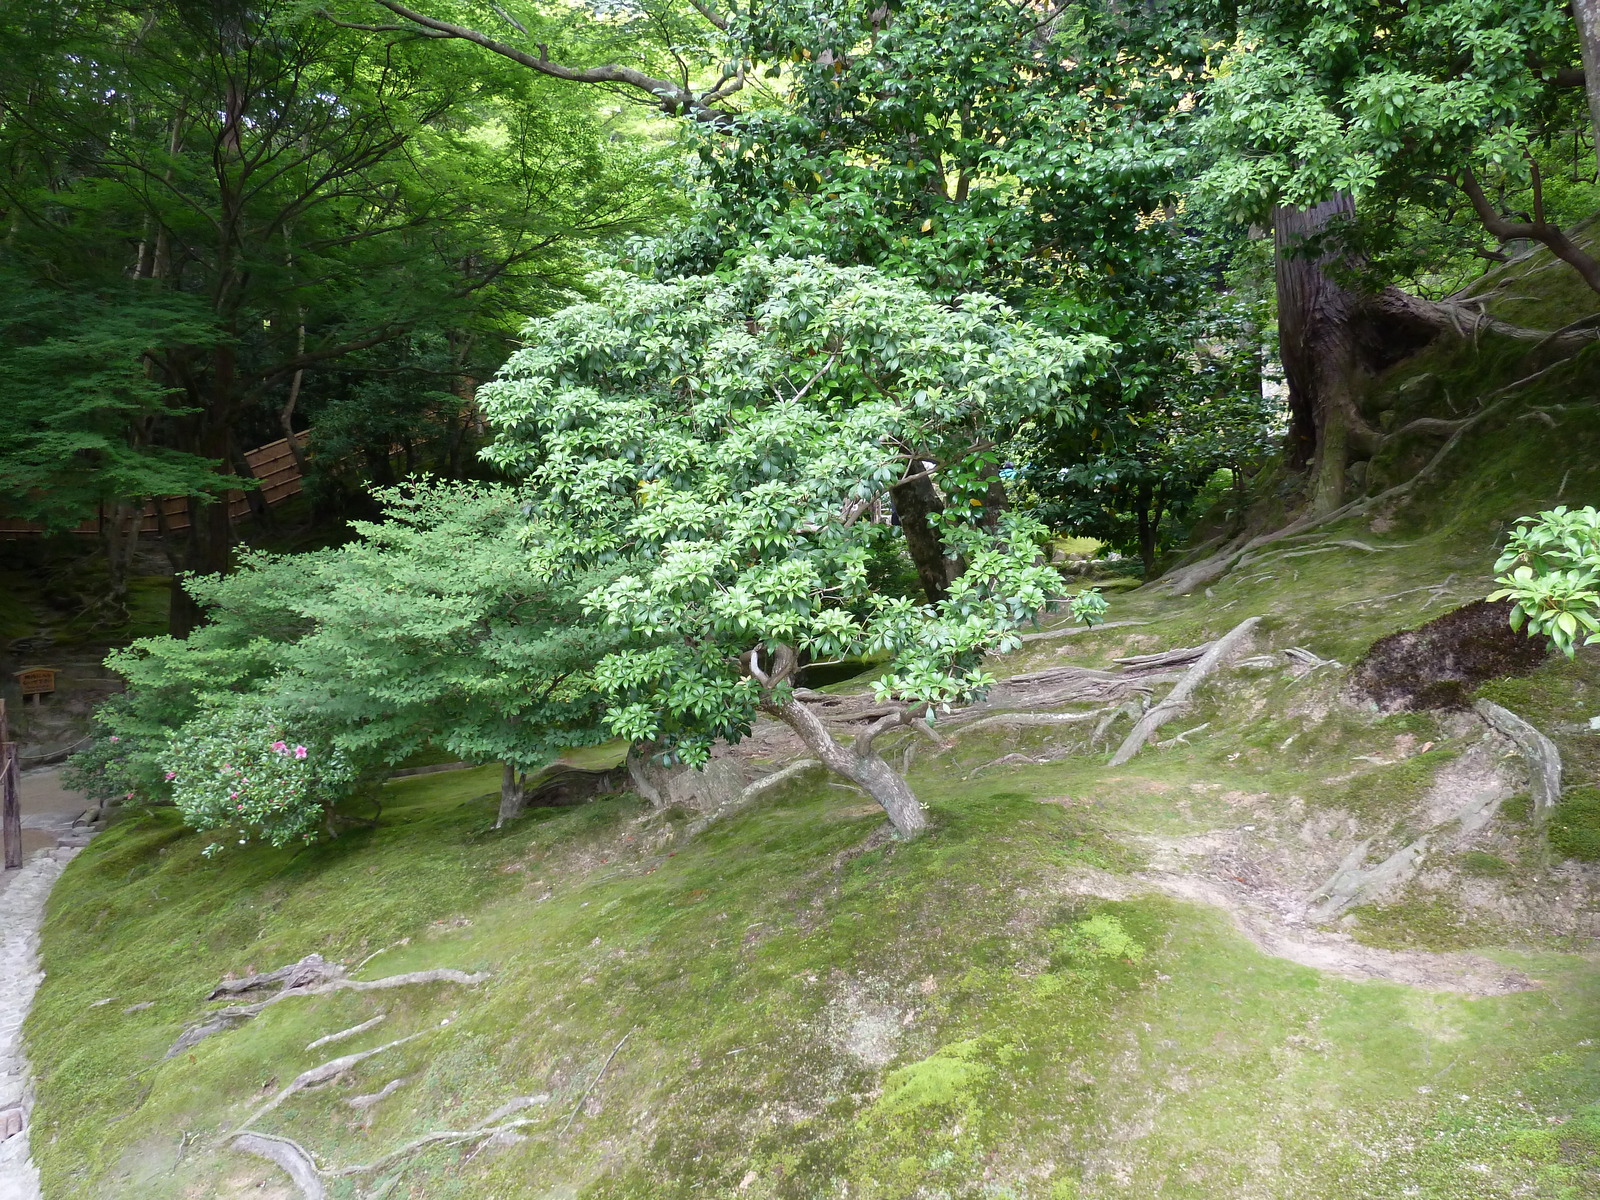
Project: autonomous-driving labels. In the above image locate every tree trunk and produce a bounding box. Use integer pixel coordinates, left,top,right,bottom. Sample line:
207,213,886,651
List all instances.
625,742,673,807
1135,482,1157,578
99,501,139,624
1574,1,1600,173
1273,198,1365,514
496,762,525,828
890,468,955,605
763,697,928,836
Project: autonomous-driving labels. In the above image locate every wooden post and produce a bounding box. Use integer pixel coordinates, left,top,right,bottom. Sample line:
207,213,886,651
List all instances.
1,699,20,870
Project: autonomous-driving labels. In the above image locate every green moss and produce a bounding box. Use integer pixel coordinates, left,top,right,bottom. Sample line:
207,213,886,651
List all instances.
1460,850,1513,878
872,1039,990,1116
1347,889,1505,951
1318,747,1457,823
1548,787,1600,862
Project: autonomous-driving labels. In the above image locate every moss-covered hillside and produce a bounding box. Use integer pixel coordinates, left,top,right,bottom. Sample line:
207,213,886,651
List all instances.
26,248,1600,1199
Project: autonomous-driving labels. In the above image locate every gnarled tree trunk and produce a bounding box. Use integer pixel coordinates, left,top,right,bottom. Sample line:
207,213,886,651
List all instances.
761,697,928,837
891,469,956,604
1274,197,1367,515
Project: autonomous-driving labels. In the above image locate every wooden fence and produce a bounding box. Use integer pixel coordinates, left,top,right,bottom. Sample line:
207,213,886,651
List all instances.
0,431,309,538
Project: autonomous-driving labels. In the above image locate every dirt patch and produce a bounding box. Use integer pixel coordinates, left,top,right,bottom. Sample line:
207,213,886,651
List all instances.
1350,598,1547,711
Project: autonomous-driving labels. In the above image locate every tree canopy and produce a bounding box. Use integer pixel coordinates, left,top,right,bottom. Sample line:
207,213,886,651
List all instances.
479,255,1109,834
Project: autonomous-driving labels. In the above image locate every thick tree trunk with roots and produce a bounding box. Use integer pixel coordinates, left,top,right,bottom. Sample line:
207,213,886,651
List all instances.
761,696,928,837
1274,197,1367,515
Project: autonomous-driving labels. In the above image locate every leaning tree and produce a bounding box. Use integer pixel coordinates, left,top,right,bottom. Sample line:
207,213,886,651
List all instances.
479,255,1109,835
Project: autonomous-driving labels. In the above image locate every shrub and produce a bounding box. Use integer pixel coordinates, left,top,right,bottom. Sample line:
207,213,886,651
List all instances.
161,697,357,851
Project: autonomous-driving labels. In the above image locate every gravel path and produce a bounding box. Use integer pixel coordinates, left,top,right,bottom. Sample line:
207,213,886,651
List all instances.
0,770,96,1200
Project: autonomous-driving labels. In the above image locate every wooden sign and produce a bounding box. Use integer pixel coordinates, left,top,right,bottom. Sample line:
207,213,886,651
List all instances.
16,667,55,701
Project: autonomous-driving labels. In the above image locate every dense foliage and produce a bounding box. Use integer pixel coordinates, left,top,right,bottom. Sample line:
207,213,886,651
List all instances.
1492,505,1600,657
481,255,1109,832
69,482,619,845
0,0,667,628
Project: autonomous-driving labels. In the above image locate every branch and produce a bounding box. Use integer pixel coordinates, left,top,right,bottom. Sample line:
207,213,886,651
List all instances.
369,0,735,123
685,0,730,30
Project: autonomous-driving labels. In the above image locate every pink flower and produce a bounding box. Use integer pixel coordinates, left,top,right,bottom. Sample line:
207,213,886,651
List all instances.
109,736,120,743
293,745,308,760
236,804,244,811
164,771,176,781
124,791,134,800
271,740,288,754
229,791,238,800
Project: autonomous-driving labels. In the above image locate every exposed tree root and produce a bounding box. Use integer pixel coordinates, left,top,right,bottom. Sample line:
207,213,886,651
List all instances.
347,1077,407,1111
306,1013,386,1052
1113,644,1210,670
1474,700,1564,818
236,1033,424,1131
232,1132,325,1200
169,967,489,1057
1109,618,1262,766
944,708,1111,740
207,953,342,1000
1159,354,1588,596
233,1098,554,1195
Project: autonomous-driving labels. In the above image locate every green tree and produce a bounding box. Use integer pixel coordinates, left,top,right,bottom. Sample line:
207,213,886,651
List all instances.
480,255,1109,836
72,481,621,842
1197,0,1599,512
0,280,236,622
0,0,666,631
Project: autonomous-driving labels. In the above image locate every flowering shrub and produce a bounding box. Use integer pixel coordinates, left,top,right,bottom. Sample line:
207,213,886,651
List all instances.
161,699,357,850
61,700,159,809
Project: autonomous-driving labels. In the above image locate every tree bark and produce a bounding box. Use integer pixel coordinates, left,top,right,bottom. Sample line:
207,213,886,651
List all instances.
1574,1,1600,173
762,697,928,836
496,762,524,828
1274,197,1367,514
1135,482,1158,578
890,468,955,604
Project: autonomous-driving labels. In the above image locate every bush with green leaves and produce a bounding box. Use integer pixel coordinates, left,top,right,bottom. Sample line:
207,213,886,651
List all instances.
480,255,1108,836
72,481,620,839
1490,505,1600,657
161,696,357,851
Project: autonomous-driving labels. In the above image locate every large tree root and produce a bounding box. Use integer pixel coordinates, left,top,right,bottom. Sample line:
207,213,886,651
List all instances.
232,1089,559,1196
236,1033,424,1131
169,965,489,1057
1474,700,1563,818
233,1133,326,1199
1159,357,1588,596
1109,618,1262,766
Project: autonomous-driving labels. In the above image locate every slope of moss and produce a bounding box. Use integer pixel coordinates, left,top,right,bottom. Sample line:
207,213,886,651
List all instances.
26,243,1600,1199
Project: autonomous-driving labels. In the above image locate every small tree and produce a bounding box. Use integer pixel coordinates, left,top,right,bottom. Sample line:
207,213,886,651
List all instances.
480,256,1108,836
75,481,620,844
1491,505,1600,658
